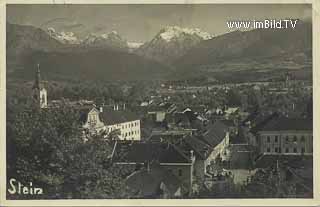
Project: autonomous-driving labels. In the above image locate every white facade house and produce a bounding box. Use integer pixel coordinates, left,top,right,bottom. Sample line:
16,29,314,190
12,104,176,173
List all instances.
81,106,141,141
106,119,141,141
81,107,105,135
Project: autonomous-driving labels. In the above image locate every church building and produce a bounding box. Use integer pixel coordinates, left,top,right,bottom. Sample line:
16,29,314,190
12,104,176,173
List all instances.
32,64,47,109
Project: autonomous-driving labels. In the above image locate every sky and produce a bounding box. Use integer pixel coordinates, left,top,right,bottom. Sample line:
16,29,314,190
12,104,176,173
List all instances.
7,4,312,42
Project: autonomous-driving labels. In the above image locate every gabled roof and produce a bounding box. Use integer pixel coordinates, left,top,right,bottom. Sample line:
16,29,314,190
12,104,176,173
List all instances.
200,120,228,147
126,166,181,198
78,106,99,124
183,136,210,160
147,102,176,113
165,112,191,127
259,118,312,132
114,142,191,164
99,109,139,125
250,112,279,133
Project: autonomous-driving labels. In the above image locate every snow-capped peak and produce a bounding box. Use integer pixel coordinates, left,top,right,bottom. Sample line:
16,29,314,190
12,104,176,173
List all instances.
84,31,123,43
127,42,144,49
47,27,80,44
158,26,213,42
82,31,128,49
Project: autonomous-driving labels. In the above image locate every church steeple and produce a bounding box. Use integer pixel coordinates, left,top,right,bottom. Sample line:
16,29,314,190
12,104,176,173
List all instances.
32,63,48,108
33,63,41,90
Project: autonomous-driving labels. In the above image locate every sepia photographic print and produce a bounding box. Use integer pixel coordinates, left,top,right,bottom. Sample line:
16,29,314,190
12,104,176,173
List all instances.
1,0,320,206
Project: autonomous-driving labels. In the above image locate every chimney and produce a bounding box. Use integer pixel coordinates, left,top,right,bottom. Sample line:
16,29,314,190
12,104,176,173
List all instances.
113,105,116,111
100,106,103,112
116,104,119,111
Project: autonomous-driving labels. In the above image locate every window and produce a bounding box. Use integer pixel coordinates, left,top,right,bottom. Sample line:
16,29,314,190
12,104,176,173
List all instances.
178,169,182,177
275,147,278,153
267,136,270,143
275,136,278,143
293,148,297,153
301,136,305,142
301,148,305,153
285,136,289,142
267,148,271,152
88,114,97,125
293,136,297,142
285,148,289,153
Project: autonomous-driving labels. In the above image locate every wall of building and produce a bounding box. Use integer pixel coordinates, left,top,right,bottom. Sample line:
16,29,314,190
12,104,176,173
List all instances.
193,160,205,182
228,144,252,169
108,120,141,140
259,131,313,155
83,109,105,134
205,135,230,166
39,88,47,108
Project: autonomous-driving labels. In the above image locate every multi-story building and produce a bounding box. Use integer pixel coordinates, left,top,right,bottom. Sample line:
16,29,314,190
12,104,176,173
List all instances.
100,109,141,141
112,142,195,196
80,106,105,135
80,106,141,141
257,118,313,155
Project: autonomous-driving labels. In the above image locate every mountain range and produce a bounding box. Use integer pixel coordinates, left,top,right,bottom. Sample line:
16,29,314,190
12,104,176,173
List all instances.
136,26,213,63
6,22,171,81
173,21,312,81
6,21,312,82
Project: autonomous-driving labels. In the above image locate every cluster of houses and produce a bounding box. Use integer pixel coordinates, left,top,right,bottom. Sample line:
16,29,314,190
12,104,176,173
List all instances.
32,66,313,198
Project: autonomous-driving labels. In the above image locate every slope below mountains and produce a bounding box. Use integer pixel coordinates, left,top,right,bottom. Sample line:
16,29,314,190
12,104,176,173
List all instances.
173,22,312,81
7,23,64,71
16,49,171,81
7,22,171,81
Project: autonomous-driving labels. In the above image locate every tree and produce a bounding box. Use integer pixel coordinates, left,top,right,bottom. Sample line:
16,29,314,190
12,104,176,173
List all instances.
7,102,135,199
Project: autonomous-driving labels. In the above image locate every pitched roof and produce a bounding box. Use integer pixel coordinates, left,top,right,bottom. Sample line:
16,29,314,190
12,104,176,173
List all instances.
99,109,139,125
229,128,247,144
115,142,191,163
148,130,192,142
165,112,191,127
147,103,176,113
78,106,99,124
183,136,210,160
200,120,228,147
126,166,181,198
220,119,235,128
259,118,312,132
249,112,279,133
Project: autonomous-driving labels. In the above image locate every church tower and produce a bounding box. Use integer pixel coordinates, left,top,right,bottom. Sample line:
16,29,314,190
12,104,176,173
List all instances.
32,64,47,108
